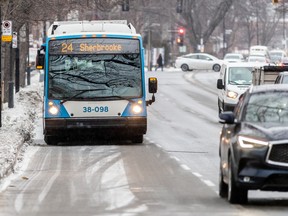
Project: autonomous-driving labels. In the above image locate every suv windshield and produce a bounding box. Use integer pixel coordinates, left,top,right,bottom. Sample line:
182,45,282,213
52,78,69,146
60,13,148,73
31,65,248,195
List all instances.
244,91,288,123
228,67,253,85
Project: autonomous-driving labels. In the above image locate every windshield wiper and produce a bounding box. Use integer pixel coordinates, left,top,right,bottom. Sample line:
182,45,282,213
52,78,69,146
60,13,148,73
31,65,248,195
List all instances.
60,88,107,104
94,95,137,103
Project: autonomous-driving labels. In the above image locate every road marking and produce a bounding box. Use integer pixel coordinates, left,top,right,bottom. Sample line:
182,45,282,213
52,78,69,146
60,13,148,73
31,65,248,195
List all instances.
192,172,202,177
203,179,215,187
180,164,191,171
170,156,180,162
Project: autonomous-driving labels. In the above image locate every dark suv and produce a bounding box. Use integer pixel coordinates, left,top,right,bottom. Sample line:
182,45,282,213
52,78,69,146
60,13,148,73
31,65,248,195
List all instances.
218,84,288,204
275,71,288,84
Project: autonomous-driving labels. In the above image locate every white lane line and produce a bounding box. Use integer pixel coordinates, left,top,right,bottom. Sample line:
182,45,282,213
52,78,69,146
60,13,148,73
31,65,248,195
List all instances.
180,164,191,171
155,143,162,148
170,156,180,162
145,140,216,189
192,172,202,178
203,179,215,187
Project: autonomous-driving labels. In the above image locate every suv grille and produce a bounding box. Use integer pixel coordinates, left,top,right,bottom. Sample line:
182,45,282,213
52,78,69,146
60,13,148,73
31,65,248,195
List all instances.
267,142,288,167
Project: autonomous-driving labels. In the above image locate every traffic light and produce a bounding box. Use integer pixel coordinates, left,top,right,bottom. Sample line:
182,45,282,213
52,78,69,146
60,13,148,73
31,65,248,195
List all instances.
122,0,129,11
176,27,185,46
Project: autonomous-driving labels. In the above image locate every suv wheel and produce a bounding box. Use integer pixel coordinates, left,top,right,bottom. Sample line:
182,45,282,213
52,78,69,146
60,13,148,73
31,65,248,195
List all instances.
219,162,228,198
228,156,248,204
218,99,222,115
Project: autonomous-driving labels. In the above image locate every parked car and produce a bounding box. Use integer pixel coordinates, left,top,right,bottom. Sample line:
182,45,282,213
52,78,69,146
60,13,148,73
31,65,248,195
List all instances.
275,71,288,84
223,53,245,63
219,84,288,204
175,53,223,72
217,62,256,114
269,49,287,64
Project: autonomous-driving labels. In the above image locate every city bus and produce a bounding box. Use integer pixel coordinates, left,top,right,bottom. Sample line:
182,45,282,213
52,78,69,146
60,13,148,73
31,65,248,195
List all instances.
36,20,157,145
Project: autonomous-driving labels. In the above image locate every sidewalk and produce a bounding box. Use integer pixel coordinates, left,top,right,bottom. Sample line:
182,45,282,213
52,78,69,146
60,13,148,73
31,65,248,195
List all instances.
0,71,43,180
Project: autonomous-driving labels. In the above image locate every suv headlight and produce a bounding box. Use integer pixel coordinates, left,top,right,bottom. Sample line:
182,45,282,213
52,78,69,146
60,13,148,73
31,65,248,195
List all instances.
238,136,268,148
227,90,238,99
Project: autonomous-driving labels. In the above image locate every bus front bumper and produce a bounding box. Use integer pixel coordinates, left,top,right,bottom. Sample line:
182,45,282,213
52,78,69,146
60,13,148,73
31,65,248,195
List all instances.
44,117,147,136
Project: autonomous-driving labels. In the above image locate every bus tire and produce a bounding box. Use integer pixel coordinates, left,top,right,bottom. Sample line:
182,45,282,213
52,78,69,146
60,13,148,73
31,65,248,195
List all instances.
44,135,59,145
131,135,143,144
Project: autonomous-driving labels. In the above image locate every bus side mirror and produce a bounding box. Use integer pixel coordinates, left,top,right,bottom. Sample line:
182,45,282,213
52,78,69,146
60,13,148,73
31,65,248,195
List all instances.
36,50,45,70
148,77,157,93
146,77,158,106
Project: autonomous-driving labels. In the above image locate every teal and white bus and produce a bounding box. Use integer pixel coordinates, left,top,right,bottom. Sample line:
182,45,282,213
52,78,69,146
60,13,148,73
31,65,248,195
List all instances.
36,20,157,145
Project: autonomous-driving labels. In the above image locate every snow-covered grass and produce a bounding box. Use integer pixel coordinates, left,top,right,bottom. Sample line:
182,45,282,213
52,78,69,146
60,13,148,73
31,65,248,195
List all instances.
0,72,42,179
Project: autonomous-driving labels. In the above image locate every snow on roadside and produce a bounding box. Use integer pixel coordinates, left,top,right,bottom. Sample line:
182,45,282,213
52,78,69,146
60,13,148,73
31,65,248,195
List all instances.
0,73,43,179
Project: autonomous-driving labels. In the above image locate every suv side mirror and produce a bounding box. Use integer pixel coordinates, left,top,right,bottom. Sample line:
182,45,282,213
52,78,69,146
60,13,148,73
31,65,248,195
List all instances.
217,79,224,89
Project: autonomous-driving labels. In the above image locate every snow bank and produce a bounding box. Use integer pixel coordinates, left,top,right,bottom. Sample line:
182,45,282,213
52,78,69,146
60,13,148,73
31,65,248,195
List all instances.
0,74,42,179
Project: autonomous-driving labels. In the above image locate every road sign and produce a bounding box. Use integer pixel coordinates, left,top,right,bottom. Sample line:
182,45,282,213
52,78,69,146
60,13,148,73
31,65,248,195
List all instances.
12,32,17,48
2,20,12,42
2,35,12,42
2,20,12,35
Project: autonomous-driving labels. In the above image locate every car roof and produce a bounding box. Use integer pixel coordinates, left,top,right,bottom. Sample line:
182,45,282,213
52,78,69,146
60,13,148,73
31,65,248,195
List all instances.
250,84,288,93
225,62,262,67
182,53,216,58
269,50,286,54
224,53,243,56
278,71,288,75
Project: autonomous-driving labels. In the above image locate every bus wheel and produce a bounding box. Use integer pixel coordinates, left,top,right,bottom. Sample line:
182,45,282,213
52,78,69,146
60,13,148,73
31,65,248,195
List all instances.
131,135,143,144
44,135,59,145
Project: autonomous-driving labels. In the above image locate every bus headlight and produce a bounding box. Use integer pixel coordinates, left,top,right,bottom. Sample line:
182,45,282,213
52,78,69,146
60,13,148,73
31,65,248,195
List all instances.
48,105,59,115
132,104,142,114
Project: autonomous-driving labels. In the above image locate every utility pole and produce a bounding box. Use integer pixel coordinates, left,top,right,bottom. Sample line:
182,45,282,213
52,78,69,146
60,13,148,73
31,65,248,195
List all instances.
0,5,2,127
148,28,151,71
8,42,14,108
283,0,286,50
223,18,226,58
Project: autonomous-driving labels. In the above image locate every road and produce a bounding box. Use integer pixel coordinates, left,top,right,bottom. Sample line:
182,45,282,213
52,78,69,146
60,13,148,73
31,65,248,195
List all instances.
0,69,288,216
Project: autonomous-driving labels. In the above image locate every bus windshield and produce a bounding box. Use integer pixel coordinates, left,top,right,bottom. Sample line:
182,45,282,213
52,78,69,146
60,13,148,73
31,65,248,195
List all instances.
48,38,142,100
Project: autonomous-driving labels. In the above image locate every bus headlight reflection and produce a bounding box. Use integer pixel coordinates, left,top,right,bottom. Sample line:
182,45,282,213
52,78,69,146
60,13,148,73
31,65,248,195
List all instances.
49,106,59,115
132,104,142,114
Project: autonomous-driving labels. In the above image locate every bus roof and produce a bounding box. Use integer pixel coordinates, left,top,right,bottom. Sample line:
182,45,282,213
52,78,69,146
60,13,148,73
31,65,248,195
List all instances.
47,20,137,37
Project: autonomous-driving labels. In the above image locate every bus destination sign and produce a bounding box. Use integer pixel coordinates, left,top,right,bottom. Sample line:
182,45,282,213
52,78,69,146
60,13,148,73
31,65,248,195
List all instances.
49,38,140,54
